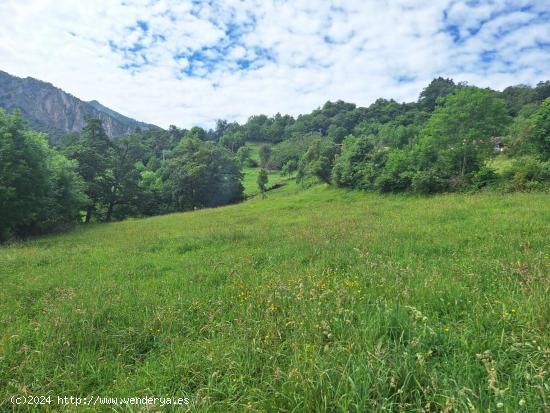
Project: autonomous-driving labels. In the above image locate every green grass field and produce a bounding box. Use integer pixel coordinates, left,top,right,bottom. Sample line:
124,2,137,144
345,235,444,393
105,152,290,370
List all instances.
1,186,549,412
242,166,284,197
240,142,285,197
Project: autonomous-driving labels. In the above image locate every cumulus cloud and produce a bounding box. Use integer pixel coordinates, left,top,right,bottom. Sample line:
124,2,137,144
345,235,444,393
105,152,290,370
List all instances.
0,0,548,128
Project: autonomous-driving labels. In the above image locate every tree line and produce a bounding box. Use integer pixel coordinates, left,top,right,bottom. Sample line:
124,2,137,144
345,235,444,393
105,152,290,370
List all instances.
246,79,550,194
0,114,243,241
1,78,549,241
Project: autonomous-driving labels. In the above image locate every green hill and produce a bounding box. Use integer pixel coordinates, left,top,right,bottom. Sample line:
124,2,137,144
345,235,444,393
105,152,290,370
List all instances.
1,186,549,411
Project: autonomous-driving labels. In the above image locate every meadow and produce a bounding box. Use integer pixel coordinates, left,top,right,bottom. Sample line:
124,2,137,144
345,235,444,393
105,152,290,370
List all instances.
241,142,285,198
1,185,549,412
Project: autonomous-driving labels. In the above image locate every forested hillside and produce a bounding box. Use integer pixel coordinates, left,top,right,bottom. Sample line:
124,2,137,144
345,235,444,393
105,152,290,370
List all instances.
1,77,550,242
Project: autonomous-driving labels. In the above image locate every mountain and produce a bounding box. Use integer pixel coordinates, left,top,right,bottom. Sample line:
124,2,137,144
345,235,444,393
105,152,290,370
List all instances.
0,70,158,142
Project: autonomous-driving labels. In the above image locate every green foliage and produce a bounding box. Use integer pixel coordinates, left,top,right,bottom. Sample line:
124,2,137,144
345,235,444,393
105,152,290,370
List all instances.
235,145,252,166
281,159,298,177
471,165,498,189
424,88,508,166
162,138,243,210
257,168,268,196
535,80,550,103
259,144,272,168
3,76,550,241
241,113,294,143
59,118,247,224
417,77,458,112
375,148,415,192
500,84,538,116
326,124,348,143
101,133,148,221
135,165,165,216
219,123,246,152
296,139,336,184
530,97,550,160
500,156,550,192
63,117,113,222
410,168,447,194
332,135,387,190
504,104,538,156
331,86,526,194
0,110,86,241
414,87,510,190
376,123,420,148
270,132,321,169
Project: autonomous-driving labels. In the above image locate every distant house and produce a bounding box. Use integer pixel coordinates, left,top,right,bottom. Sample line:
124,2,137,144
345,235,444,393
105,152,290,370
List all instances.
491,137,506,153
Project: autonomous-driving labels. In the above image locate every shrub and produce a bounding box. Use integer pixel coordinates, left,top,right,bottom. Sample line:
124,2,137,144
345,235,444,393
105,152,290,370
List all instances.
471,165,498,189
411,169,447,194
500,156,550,192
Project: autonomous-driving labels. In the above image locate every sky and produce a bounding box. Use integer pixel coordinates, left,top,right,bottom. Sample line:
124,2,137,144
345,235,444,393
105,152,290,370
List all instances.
0,0,549,128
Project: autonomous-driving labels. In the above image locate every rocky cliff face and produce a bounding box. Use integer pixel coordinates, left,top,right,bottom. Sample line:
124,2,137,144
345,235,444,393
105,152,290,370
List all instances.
0,70,157,141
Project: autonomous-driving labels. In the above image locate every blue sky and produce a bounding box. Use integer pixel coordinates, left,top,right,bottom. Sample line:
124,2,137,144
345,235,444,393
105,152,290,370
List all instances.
0,0,548,128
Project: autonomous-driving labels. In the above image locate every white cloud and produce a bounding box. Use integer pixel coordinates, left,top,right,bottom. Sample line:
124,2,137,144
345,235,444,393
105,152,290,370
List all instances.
0,0,548,128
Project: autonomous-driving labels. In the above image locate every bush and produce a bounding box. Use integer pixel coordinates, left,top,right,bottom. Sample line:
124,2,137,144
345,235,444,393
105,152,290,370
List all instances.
500,157,550,192
375,149,415,192
297,139,335,184
471,165,498,189
411,169,447,194
270,132,321,169
331,135,384,189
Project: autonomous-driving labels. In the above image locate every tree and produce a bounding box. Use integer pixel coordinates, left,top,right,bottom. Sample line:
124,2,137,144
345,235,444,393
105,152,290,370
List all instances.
259,144,271,167
257,169,268,197
236,145,252,166
505,104,538,156
331,135,386,190
535,81,550,103
162,138,243,210
63,117,113,223
327,124,349,144
281,159,298,177
418,87,510,188
296,139,336,184
101,133,147,221
219,124,246,152
0,109,86,241
418,77,458,112
530,97,550,160
269,132,321,169
375,148,415,192
500,84,537,116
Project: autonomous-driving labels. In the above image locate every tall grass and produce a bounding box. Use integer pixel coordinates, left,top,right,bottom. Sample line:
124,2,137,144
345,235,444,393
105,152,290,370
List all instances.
1,186,549,411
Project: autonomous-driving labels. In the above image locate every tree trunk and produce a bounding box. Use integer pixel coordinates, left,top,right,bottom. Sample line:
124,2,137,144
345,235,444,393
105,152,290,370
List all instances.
461,147,467,177
85,205,93,223
106,201,114,222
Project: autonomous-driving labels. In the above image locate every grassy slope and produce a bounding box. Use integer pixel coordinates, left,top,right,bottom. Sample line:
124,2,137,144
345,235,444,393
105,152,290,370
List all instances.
1,186,549,412
242,166,284,197
241,142,284,197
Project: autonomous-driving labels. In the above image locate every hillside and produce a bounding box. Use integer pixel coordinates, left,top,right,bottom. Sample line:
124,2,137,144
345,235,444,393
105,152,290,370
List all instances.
1,185,549,411
0,70,157,142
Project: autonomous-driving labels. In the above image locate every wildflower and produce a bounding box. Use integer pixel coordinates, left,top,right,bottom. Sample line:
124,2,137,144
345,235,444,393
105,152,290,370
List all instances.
519,399,525,406
496,402,504,409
